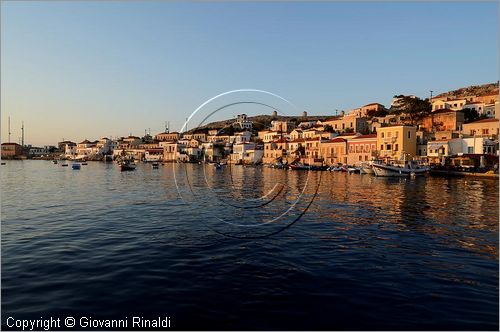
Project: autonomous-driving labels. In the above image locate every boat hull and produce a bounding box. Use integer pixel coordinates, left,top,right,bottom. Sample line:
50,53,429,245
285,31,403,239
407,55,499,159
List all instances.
372,164,429,177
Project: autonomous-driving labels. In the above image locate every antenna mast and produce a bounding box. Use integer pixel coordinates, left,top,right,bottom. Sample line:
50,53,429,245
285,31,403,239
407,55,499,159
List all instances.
21,121,24,147
8,116,11,143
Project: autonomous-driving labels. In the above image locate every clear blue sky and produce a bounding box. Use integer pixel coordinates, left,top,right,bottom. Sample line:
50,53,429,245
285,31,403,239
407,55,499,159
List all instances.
1,1,498,146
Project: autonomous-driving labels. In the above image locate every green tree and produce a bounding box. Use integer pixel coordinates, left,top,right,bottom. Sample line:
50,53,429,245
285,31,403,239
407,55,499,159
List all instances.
462,108,480,123
323,124,334,133
391,96,431,125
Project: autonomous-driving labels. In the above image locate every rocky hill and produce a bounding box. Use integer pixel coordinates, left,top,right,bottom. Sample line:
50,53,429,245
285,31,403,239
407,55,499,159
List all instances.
434,82,499,99
188,114,330,133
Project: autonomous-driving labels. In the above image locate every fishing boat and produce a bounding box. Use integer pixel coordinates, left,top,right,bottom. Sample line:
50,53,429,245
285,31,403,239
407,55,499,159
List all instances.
52,160,58,164
119,160,136,171
1,162,6,165
72,163,81,170
359,162,374,174
372,160,429,177
81,162,88,165
290,163,328,171
61,163,69,167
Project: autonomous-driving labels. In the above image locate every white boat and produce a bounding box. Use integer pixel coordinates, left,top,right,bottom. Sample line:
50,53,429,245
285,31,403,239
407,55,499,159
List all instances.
372,160,429,177
360,162,374,174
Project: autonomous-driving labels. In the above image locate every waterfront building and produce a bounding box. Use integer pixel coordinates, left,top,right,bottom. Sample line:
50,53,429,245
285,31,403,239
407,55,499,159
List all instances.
201,142,224,162
321,116,369,134
288,138,306,160
346,134,377,165
376,125,417,159
242,147,264,165
462,118,499,139
263,138,289,164
64,142,77,159
1,143,23,158
462,137,498,155
57,140,75,152
230,142,256,164
162,141,184,162
320,138,347,165
145,148,164,162
304,138,327,163
28,147,45,157
155,132,180,142
427,138,464,161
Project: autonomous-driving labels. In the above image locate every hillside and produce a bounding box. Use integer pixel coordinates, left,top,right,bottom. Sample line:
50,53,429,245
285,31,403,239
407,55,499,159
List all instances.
434,82,499,99
187,114,331,133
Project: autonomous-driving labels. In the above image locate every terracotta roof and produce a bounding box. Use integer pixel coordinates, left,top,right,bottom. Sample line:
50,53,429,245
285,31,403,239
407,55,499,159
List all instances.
1,142,20,146
465,118,499,124
289,138,306,143
272,138,289,143
326,138,347,143
432,108,457,114
352,134,377,139
464,101,484,105
79,139,92,144
362,102,384,107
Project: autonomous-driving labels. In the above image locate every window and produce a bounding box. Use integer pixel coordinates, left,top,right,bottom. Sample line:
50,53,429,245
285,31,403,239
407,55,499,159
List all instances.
342,124,345,129
395,144,399,151
386,144,391,150
408,131,411,138
468,147,474,154
482,129,489,135
350,122,353,127
381,133,385,138
387,132,392,138
359,156,362,161
380,144,383,150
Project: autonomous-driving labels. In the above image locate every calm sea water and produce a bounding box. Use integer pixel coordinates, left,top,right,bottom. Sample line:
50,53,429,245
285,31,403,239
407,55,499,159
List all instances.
1,160,498,330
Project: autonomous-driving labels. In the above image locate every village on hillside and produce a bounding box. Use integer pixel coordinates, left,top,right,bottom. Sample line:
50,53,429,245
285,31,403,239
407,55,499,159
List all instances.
2,83,499,173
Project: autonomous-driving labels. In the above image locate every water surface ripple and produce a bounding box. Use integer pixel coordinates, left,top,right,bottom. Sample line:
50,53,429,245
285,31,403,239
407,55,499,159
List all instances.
1,161,498,330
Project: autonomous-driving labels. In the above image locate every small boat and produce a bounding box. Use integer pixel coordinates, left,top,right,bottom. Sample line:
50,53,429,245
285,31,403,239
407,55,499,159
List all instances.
289,163,311,170
360,162,374,174
215,163,223,170
152,162,159,169
372,160,429,177
52,160,58,164
72,164,81,170
61,163,69,167
120,160,136,171
1,162,6,165
81,162,88,165
347,167,360,174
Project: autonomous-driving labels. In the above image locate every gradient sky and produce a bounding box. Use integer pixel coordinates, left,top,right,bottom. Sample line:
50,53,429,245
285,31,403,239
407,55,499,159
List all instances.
1,1,498,146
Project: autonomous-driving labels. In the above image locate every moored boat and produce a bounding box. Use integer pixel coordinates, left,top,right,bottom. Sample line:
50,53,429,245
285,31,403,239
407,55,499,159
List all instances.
72,163,81,170
152,162,159,169
119,160,136,171
360,162,374,174
372,160,429,177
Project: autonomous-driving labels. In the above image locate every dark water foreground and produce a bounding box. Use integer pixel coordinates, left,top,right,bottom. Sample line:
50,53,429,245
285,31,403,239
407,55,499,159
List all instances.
1,161,498,330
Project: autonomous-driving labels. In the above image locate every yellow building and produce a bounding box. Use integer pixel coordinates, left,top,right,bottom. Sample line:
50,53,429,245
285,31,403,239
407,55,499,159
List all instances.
320,138,347,165
462,118,499,139
376,125,417,159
